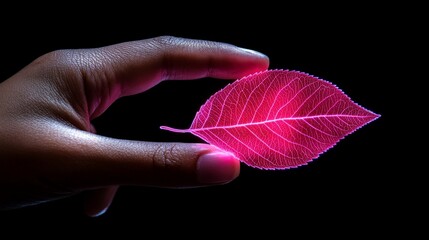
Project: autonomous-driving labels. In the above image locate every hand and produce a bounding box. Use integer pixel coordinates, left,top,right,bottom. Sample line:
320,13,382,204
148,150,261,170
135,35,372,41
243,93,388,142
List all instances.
0,36,269,216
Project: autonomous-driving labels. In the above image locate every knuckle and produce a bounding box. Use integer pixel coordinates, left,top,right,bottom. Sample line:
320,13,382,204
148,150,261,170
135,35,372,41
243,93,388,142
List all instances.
30,49,81,75
149,36,186,80
151,35,180,48
36,49,74,65
149,36,190,54
151,144,183,171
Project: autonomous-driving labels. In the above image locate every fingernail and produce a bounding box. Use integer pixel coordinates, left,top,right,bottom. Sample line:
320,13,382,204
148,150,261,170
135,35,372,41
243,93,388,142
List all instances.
239,47,268,59
197,152,240,184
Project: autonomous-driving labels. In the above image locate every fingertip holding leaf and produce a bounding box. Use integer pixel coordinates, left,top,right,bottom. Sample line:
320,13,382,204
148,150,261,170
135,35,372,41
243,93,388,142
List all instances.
161,70,380,170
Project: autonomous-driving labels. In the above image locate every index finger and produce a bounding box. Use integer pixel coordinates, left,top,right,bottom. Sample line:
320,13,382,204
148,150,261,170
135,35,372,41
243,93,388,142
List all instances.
91,36,269,96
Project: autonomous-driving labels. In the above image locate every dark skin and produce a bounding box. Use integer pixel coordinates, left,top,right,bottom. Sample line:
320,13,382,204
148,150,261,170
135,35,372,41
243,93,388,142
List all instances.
0,36,269,216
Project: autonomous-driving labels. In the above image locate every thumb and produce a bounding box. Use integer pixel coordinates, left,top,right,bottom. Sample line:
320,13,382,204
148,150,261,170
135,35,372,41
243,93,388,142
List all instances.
39,128,240,190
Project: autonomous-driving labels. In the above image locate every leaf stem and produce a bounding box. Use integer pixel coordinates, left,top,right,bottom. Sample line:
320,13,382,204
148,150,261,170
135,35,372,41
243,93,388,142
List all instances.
160,126,190,133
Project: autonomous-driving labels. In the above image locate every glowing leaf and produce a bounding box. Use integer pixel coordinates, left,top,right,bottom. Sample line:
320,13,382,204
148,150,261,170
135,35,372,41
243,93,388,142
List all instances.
161,70,379,169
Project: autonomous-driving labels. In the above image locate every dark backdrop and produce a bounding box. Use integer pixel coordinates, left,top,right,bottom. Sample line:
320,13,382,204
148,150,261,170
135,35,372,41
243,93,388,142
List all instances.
0,6,401,236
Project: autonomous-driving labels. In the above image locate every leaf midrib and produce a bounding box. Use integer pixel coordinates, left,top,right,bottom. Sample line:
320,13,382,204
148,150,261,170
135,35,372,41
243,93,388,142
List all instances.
192,114,370,132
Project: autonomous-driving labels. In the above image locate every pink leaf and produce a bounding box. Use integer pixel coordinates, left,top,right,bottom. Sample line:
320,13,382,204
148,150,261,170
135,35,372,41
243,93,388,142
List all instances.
161,70,380,169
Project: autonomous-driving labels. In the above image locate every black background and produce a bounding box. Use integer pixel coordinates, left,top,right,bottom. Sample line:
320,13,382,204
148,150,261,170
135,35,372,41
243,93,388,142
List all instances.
0,5,406,236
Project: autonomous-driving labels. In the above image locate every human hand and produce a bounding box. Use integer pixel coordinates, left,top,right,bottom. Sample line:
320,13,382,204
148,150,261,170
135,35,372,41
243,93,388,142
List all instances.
0,36,269,216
